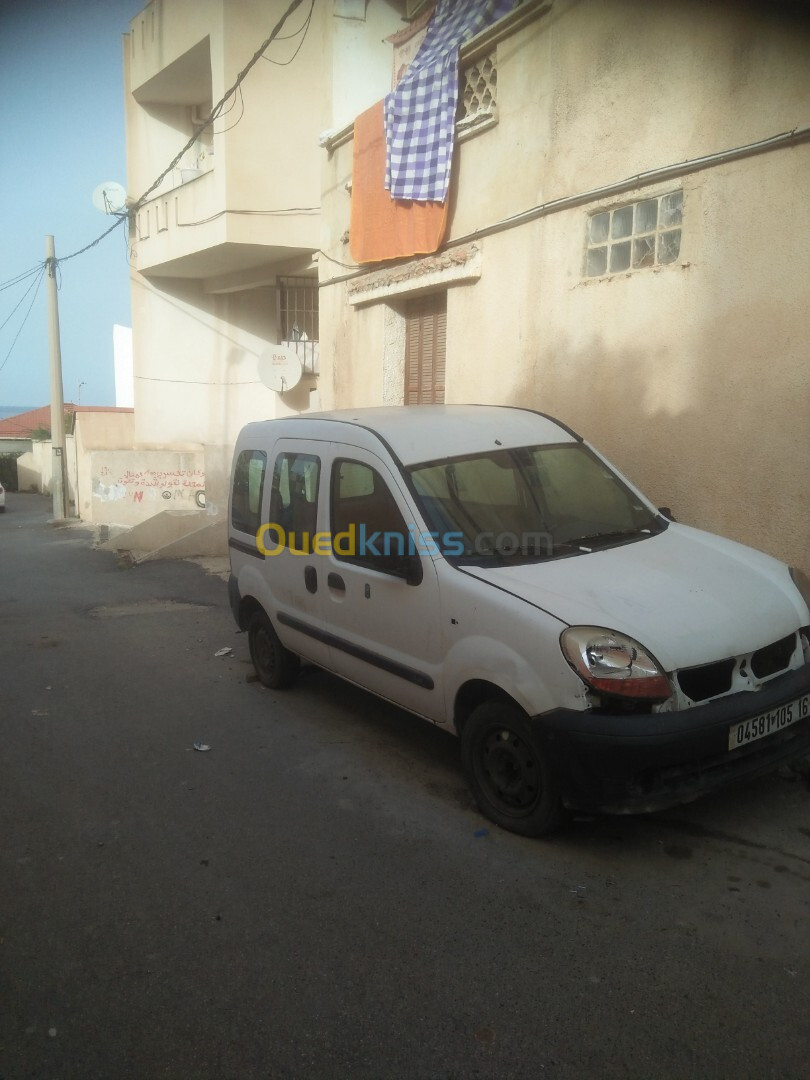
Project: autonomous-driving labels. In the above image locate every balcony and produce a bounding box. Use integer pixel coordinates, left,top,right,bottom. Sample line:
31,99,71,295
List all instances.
131,170,320,279
128,3,213,102
126,2,321,281
282,339,320,377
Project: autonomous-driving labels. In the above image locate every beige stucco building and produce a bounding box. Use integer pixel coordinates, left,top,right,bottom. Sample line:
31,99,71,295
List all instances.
119,0,402,551
119,0,808,571
320,0,810,574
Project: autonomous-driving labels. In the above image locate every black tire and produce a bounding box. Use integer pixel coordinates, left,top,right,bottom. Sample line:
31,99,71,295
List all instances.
248,610,299,689
461,700,565,837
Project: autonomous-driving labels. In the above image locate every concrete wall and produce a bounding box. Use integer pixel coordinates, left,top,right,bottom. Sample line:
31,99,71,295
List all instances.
129,274,318,448
118,1,403,554
318,0,810,573
89,449,205,528
17,444,42,493
74,410,136,522
330,0,402,132
124,0,403,450
16,438,77,509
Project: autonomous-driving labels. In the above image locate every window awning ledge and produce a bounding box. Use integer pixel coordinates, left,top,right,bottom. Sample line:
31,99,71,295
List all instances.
346,243,482,305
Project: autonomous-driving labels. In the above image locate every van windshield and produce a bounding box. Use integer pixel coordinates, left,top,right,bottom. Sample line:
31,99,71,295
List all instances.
406,443,665,564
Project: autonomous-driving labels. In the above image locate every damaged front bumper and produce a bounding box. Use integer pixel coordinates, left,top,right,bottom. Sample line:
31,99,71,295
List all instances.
534,663,810,814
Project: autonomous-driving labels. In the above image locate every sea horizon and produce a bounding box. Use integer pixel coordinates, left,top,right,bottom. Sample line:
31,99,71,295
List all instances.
0,405,38,422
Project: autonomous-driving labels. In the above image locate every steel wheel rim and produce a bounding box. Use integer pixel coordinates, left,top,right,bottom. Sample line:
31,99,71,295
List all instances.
476,726,541,817
253,625,275,679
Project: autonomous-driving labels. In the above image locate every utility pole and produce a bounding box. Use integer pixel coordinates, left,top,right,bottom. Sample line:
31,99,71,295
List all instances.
46,235,69,521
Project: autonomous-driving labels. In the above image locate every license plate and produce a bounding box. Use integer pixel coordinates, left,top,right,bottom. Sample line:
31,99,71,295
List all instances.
728,692,810,751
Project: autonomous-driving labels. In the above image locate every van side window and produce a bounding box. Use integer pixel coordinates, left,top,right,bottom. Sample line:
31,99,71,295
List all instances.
231,450,267,536
269,452,321,552
331,459,412,575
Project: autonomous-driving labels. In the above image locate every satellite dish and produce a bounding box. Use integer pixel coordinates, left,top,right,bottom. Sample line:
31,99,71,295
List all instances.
258,345,303,393
92,181,129,214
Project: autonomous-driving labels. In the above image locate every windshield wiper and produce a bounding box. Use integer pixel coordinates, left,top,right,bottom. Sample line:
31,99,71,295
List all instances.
566,528,652,548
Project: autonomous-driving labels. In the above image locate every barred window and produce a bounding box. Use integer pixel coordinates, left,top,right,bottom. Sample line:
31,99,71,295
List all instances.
278,276,319,341
585,191,683,278
456,50,499,140
458,52,497,123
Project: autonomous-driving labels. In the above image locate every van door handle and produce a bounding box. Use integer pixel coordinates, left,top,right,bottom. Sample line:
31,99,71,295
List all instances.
304,565,317,594
327,572,345,592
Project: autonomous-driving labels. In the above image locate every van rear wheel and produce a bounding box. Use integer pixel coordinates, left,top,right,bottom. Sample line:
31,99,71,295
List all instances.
461,701,565,837
248,610,299,689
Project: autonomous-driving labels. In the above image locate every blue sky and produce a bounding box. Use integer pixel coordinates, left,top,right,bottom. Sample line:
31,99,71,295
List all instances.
0,0,141,409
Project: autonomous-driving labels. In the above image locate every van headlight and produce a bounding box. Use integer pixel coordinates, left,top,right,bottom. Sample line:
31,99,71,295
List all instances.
561,626,672,702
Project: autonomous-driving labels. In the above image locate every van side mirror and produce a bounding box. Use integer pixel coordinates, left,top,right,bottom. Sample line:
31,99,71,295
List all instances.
404,555,423,586
658,506,676,521
387,553,423,586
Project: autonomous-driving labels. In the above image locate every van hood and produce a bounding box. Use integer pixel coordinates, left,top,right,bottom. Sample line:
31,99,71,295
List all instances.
461,524,807,671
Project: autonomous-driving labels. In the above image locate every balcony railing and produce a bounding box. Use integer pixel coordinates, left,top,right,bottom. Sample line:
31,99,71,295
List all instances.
282,339,319,377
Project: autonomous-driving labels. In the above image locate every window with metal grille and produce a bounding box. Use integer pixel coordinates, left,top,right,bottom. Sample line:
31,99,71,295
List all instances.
278,277,319,341
584,191,683,278
405,292,446,404
459,53,497,119
457,51,498,137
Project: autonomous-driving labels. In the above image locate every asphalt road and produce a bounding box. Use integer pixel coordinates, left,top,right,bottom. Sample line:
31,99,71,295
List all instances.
1,493,809,1080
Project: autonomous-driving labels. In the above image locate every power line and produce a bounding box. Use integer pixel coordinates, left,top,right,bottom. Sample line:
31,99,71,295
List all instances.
135,373,262,386
317,249,360,271
127,0,307,217
261,0,314,66
0,265,46,334
209,85,245,136
0,3,314,288
55,214,129,267
56,0,309,268
177,206,320,228
0,265,46,376
0,263,45,295
25,0,313,278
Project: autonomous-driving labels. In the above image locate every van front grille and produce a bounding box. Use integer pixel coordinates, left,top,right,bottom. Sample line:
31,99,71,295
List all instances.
677,658,735,703
675,632,799,705
751,634,796,679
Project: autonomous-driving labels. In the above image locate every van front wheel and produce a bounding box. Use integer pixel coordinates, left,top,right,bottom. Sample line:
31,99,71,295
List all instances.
248,610,299,689
461,701,565,837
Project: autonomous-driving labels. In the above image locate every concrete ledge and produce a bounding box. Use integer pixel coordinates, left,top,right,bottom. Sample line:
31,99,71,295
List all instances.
137,519,228,562
99,509,227,558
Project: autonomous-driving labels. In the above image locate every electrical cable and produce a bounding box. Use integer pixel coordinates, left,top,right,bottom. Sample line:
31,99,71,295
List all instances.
55,214,128,267
135,373,262,386
260,0,314,66
317,249,360,270
0,265,46,334
128,0,307,216
0,263,45,294
0,265,45,376
55,0,308,268
209,85,245,136
177,206,319,228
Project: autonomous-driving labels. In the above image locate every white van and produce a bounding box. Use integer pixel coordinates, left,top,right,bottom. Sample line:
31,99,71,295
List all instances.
228,405,810,836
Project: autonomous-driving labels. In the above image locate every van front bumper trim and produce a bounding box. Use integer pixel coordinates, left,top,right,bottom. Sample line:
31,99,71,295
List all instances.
533,663,810,814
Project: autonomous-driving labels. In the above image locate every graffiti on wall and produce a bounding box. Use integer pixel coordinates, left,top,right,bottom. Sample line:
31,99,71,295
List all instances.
93,465,206,508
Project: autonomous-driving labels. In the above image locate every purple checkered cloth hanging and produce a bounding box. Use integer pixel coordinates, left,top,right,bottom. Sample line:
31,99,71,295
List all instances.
384,0,515,203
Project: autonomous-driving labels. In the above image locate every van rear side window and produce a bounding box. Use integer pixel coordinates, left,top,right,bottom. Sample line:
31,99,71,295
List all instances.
268,453,321,551
231,450,267,535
